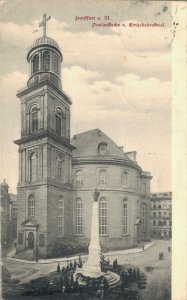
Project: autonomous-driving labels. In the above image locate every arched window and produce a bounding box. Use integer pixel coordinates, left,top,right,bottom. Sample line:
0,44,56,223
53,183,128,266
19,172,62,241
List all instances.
53,54,59,74
122,172,128,188
75,198,83,235
99,198,108,235
56,155,63,182
30,105,38,133
58,196,64,237
39,234,45,247
33,54,39,74
122,199,128,235
55,107,62,136
43,51,50,71
28,195,35,218
75,170,83,188
99,170,107,186
30,152,38,182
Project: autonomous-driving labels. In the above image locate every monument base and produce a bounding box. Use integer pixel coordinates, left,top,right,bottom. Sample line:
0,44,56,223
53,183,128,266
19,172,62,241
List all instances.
75,269,120,287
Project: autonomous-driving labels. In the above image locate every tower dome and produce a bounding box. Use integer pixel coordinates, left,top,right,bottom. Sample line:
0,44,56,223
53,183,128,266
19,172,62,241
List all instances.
27,14,62,91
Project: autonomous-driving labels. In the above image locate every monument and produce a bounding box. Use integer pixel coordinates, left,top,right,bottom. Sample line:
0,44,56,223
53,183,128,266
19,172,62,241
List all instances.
75,189,120,285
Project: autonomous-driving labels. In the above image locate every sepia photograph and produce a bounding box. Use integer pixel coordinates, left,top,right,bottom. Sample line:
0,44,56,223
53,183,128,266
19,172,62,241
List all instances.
1,0,186,299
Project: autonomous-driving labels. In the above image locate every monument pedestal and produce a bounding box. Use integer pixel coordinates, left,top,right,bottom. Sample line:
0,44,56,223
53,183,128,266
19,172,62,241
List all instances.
75,191,120,286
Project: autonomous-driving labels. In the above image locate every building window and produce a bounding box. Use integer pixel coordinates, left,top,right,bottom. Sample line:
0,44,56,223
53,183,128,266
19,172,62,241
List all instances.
158,204,161,209
18,232,23,245
30,152,38,182
99,170,107,186
56,155,63,182
39,234,45,247
141,204,146,233
99,198,108,235
43,51,50,71
158,220,162,226
158,212,161,217
30,105,38,133
99,143,107,156
122,172,128,188
153,212,156,218
153,220,156,226
33,54,39,74
142,183,146,195
75,198,83,235
75,171,83,188
153,204,156,209
122,199,128,235
55,107,62,136
58,197,64,237
53,54,59,74
28,195,35,218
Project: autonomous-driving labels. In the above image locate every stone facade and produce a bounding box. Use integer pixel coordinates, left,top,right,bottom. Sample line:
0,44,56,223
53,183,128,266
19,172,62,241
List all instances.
14,29,152,258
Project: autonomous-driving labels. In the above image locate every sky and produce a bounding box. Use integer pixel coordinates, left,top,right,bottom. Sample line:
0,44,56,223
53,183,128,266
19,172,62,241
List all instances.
0,0,172,193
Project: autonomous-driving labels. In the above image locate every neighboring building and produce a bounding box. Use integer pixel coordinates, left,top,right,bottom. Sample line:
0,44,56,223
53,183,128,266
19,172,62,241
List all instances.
0,180,11,249
0,181,18,252
150,192,172,239
14,15,152,258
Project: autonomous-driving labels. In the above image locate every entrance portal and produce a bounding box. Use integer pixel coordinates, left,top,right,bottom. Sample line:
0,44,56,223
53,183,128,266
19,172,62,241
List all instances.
28,232,34,249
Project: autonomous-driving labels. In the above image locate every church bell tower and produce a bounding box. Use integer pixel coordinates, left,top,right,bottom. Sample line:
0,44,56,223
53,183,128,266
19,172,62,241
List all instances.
14,14,74,258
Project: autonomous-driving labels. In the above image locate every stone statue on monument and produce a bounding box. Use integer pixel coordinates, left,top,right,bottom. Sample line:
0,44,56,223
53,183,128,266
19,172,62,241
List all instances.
93,188,100,202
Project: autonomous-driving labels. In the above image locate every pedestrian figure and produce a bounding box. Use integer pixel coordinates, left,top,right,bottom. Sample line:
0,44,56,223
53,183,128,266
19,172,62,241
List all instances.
57,263,60,273
73,260,77,270
61,266,65,276
133,269,136,280
128,267,132,280
107,257,110,266
137,268,140,279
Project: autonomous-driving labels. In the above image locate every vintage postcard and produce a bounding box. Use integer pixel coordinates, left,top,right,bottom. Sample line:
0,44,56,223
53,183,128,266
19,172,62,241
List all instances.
0,0,186,299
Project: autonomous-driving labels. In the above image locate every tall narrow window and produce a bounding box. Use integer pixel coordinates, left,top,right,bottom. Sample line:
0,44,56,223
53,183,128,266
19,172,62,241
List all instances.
122,172,128,188
99,198,108,235
75,198,83,235
75,170,83,188
99,170,107,186
30,106,38,133
30,152,37,182
56,155,62,182
55,107,62,136
141,204,146,233
33,54,39,74
53,54,59,74
28,195,35,218
43,51,50,71
58,196,64,237
122,198,128,235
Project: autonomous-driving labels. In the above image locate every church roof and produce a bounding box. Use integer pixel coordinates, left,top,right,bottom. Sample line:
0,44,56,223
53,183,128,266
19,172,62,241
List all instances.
71,128,131,161
30,36,60,51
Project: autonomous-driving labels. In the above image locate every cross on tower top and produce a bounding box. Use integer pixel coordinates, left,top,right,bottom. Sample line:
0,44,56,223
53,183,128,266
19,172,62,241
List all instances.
39,13,51,37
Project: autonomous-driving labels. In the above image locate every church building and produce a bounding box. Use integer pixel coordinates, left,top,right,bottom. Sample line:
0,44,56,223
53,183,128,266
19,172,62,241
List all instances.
14,14,152,258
